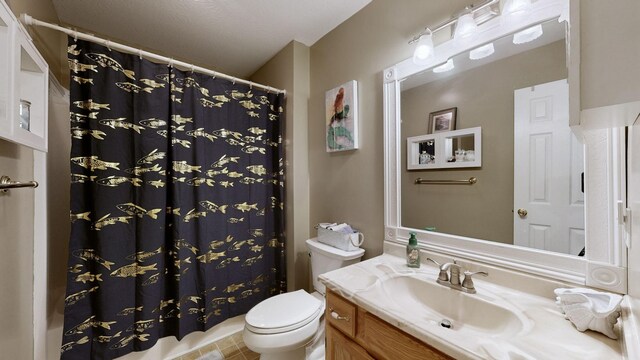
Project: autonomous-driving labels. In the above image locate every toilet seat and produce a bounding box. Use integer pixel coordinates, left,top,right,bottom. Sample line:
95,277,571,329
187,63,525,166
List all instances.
245,290,324,334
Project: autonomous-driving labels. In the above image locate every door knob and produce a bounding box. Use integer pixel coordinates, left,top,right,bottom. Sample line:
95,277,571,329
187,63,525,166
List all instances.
517,208,528,218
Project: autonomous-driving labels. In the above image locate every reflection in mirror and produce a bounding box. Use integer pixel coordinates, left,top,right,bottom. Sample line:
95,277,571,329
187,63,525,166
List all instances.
400,18,585,256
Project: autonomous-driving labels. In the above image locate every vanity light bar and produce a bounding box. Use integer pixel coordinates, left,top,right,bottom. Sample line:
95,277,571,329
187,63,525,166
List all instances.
408,0,499,45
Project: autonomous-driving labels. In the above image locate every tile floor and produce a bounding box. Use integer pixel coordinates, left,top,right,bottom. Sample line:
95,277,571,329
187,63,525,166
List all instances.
173,331,259,360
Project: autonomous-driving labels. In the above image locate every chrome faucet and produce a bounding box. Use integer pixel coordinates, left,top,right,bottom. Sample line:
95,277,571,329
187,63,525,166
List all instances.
426,258,488,294
442,261,462,286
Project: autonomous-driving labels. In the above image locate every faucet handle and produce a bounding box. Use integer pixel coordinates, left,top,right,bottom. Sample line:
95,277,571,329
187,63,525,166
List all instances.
461,271,488,293
426,258,449,282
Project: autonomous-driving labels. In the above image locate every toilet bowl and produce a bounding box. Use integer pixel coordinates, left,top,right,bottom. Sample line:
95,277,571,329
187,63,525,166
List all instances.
243,238,365,359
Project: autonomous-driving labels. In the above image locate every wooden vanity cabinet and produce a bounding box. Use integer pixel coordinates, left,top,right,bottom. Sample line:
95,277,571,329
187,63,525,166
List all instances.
326,289,453,360
326,324,375,360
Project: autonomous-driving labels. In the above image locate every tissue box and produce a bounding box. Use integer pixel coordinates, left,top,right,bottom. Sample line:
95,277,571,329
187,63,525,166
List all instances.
317,226,362,252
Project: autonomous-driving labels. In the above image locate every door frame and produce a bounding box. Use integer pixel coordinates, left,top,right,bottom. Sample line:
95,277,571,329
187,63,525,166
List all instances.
33,149,47,360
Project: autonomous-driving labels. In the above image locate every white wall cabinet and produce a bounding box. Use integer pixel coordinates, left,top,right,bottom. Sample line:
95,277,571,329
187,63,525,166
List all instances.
0,1,48,152
407,127,481,170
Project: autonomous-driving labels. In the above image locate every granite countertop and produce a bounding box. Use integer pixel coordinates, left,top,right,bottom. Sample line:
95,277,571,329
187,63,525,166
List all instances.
319,253,623,360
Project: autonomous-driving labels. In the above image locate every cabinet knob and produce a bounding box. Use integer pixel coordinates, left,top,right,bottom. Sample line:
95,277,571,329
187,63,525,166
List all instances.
329,308,350,322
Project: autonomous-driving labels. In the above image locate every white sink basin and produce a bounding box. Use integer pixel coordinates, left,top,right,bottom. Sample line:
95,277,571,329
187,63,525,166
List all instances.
381,275,525,335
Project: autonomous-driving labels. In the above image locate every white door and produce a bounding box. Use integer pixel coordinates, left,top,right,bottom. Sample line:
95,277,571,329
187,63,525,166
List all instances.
513,79,585,255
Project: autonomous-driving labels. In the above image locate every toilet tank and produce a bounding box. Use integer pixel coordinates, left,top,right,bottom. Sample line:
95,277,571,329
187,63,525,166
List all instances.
306,238,365,295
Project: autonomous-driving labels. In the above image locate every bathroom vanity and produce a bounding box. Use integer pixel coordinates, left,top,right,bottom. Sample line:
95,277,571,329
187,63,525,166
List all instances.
320,249,625,360
326,289,452,360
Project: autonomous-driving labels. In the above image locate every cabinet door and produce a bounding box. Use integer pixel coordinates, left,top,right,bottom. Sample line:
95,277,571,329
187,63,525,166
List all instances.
326,324,374,360
363,313,452,360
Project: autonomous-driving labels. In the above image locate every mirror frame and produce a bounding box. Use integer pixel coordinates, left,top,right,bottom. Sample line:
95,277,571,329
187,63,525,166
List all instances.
383,0,628,292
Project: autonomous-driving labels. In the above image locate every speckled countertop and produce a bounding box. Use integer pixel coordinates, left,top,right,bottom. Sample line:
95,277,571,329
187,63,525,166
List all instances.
319,253,624,360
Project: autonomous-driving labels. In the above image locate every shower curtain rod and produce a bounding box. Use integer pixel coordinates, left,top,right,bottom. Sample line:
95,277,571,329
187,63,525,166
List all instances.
20,14,287,95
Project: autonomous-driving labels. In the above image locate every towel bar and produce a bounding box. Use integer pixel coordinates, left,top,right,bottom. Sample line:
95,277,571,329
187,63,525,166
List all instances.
414,177,477,185
0,175,38,193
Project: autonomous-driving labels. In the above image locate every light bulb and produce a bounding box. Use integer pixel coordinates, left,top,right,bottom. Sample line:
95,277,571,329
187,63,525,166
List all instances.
454,12,478,41
433,59,454,73
513,24,543,44
469,43,495,60
412,33,435,65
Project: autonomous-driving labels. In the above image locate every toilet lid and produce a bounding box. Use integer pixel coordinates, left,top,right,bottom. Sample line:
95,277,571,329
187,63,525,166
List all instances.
245,290,323,334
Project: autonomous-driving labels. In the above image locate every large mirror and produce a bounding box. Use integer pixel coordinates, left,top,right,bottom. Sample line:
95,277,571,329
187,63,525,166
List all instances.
384,0,628,292
400,18,585,256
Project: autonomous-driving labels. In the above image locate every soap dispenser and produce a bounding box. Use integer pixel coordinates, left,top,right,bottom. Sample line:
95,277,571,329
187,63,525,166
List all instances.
406,232,420,268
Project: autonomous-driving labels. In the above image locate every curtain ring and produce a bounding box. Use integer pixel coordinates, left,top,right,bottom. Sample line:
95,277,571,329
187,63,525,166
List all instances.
138,49,143,60
73,30,78,42
168,58,174,68
249,83,253,90
190,64,195,74
232,78,236,85
105,40,111,51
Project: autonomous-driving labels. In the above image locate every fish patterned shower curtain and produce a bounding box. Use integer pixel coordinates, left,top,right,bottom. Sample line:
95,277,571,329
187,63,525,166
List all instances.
61,38,286,359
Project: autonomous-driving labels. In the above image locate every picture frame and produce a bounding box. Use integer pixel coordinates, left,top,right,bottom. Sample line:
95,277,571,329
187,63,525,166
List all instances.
429,107,457,133
325,80,359,152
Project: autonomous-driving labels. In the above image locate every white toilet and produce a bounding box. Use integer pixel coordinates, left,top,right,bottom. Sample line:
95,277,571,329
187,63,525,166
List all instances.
243,238,365,360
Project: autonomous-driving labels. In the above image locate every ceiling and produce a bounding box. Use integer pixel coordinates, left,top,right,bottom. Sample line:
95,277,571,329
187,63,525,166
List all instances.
51,0,371,77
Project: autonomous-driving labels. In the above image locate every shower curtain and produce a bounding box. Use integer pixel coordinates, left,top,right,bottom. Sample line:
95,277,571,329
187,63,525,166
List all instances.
61,38,286,359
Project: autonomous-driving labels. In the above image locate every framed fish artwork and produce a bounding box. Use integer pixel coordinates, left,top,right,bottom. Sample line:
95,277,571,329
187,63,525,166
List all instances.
325,80,359,152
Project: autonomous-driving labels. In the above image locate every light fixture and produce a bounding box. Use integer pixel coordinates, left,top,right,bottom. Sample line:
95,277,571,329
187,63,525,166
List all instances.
454,10,478,41
408,0,498,66
502,0,532,16
412,30,434,65
513,24,543,44
433,59,454,73
469,43,494,60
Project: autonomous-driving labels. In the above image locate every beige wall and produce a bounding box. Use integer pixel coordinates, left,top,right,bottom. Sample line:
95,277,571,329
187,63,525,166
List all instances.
580,0,640,109
0,141,34,359
401,41,567,244
307,0,640,258
250,41,311,291
309,0,472,259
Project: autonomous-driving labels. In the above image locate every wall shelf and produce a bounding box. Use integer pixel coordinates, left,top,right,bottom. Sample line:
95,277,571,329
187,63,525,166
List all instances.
407,127,482,170
0,1,48,152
